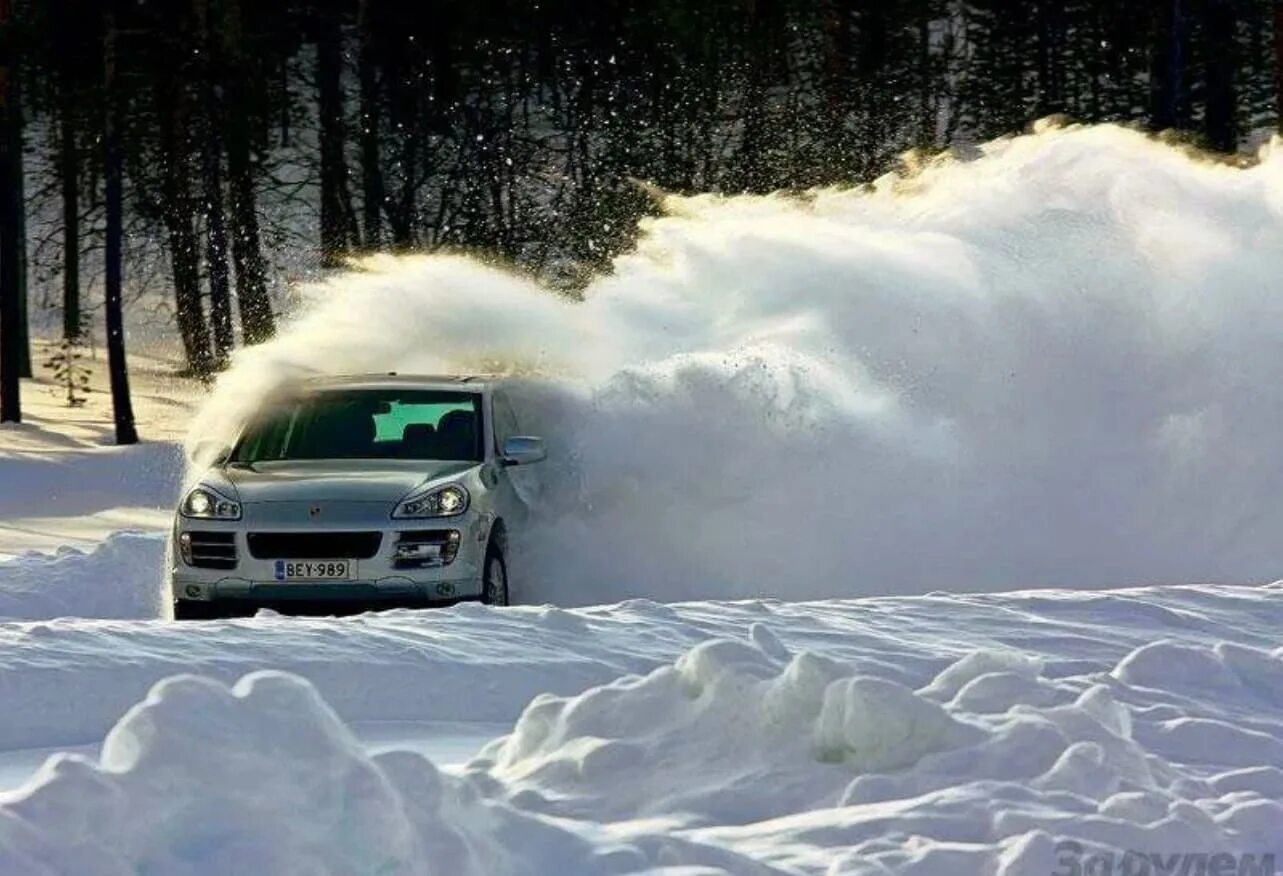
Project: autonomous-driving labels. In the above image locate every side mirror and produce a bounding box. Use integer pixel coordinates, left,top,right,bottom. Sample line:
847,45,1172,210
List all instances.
501,436,547,466
188,440,231,466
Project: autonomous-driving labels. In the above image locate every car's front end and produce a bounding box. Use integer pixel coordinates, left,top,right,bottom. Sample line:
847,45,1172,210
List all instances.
167,379,519,619
169,461,497,618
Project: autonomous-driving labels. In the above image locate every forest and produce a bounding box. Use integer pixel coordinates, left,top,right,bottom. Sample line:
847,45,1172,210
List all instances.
1,0,1281,440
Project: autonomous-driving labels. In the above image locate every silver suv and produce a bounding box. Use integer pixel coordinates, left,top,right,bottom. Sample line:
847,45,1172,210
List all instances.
168,374,545,619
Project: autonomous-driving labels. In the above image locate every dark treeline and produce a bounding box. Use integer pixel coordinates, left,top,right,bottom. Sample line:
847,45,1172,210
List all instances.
1,0,1282,432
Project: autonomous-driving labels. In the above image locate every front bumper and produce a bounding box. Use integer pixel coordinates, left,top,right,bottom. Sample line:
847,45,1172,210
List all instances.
168,516,489,615
172,591,477,619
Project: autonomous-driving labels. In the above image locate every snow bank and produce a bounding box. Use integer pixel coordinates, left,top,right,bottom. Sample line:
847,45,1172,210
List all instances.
190,124,1283,602
0,671,603,876
0,440,180,616
4,591,1281,874
0,442,181,522
0,532,166,620
3,582,1279,756
473,633,1283,874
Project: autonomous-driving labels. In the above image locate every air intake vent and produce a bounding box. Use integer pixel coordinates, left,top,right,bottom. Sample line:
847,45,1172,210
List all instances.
247,532,383,560
185,531,238,570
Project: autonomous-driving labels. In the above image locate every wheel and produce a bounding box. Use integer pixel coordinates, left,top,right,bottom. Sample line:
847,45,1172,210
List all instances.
481,542,509,606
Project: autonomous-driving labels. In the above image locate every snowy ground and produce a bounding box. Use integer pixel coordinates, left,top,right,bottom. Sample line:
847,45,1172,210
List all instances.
1,125,1282,873
2,513,1280,873
0,341,194,560
0,578,1279,873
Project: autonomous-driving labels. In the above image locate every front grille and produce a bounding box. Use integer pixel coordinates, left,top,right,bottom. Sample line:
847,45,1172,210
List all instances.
187,531,238,570
247,531,383,560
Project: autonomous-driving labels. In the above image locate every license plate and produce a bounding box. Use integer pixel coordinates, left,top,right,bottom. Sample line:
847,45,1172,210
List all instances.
273,560,354,581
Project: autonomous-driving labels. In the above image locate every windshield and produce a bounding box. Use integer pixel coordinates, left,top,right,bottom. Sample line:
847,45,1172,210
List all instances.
231,389,484,463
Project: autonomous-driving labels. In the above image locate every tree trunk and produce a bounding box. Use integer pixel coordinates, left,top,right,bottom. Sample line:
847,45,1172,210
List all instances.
855,1,889,176
164,194,214,378
1,0,28,380
820,0,853,159
222,0,274,344
156,62,214,378
917,0,934,147
1202,0,1238,152
1275,0,1283,132
318,10,351,266
196,0,234,364
11,52,26,379
1150,0,1186,131
1034,0,1066,116
0,0,21,422
103,8,137,445
59,78,80,341
736,0,773,191
358,0,384,250
387,73,420,247
202,154,234,364
226,152,274,344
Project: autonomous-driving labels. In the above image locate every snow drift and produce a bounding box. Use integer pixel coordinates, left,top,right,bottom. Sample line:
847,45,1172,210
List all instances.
0,671,604,876
190,122,1283,603
0,532,166,621
3,590,1281,875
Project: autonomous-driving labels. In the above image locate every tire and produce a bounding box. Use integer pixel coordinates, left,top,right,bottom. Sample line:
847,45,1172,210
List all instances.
481,541,509,606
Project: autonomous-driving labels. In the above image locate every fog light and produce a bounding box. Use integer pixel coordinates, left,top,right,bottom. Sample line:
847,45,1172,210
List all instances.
178,532,193,565
394,530,461,568
396,543,443,561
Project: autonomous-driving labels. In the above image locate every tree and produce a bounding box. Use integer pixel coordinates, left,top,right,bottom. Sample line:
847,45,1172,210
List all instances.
357,0,384,249
10,42,26,380
1275,0,1283,131
1202,0,1239,152
317,3,353,266
157,79,216,378
5,0,1283,407
43,331,90,407
36,0,100,345
58,62,80,341
195,0,234,364
1034,0,1068,116
102,3,137,445
222,0,275,343
0,0,21,423
1151,0,1188,131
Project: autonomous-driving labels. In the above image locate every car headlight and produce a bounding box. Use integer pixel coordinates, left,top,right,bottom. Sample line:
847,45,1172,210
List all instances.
180,485,242,520
392,484,470,519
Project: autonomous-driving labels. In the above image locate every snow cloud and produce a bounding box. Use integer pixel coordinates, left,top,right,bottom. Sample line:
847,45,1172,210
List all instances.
192,123,1283,602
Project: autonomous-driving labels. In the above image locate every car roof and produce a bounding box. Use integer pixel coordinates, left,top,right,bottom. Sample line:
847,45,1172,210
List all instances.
297,373,498,393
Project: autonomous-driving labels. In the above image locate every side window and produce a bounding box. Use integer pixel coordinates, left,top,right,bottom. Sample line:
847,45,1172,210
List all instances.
492,392,519,451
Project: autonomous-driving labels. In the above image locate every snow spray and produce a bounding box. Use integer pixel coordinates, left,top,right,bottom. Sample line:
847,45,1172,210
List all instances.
190,122,1283,603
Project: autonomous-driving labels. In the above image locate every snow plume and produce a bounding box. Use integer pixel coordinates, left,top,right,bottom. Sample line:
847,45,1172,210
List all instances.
191,122,1283,602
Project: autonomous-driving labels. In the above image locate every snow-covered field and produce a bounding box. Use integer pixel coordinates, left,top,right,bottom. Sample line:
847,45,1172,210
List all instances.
0,579,1280,873
1,124,1282,873
0,342,194,561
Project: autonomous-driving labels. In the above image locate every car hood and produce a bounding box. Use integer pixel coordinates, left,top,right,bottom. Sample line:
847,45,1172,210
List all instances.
218,459,477,504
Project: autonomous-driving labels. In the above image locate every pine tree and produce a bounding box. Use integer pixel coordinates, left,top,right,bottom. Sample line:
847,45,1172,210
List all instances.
43,324,91,407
